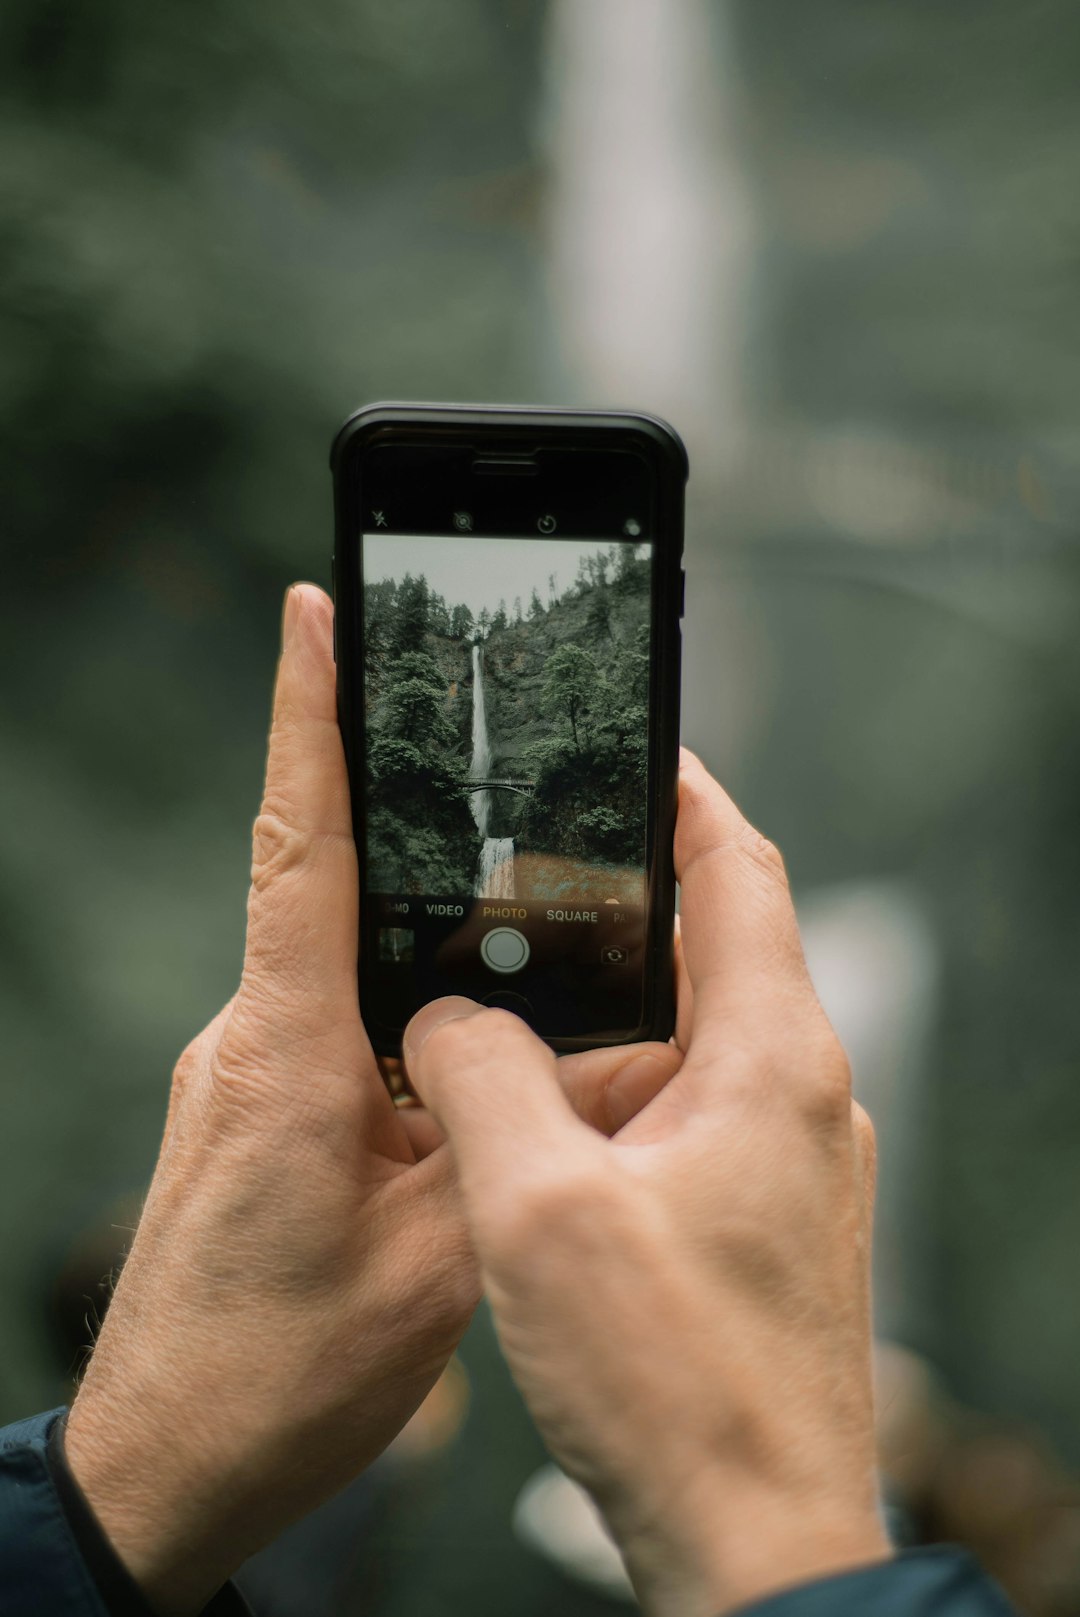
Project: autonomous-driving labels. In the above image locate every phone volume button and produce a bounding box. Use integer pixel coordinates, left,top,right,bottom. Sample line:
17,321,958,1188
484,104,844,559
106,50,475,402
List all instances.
679,567,686,618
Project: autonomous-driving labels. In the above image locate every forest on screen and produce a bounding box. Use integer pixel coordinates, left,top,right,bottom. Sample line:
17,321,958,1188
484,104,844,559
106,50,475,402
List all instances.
363,543,650,897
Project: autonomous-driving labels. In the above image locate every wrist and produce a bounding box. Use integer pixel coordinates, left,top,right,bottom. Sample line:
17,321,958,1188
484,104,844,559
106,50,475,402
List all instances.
609,1466,892,1617
65,1383,238,1617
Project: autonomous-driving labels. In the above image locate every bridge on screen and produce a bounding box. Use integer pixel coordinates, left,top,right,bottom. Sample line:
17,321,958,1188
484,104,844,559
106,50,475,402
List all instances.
463,777,536,798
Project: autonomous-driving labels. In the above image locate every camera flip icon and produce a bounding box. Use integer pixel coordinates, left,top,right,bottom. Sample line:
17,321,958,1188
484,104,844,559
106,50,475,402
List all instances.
600,945,628,965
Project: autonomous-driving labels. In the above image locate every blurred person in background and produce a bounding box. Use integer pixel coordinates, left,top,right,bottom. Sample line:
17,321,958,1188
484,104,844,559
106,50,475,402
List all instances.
0,585,1015,1616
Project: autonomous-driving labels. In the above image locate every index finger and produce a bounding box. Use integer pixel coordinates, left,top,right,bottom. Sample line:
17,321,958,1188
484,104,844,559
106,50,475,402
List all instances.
675,750,813,1038
236,584,363,1033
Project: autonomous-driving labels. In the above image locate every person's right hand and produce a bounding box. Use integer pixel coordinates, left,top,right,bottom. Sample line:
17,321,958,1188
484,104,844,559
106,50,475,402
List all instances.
403,752,890,1617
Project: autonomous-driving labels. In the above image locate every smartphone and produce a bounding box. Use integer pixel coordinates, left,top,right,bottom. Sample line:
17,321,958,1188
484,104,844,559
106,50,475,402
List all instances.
330,403,686,1055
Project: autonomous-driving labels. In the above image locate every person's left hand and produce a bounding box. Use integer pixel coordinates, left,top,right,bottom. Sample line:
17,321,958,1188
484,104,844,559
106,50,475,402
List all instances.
64,583,681,1617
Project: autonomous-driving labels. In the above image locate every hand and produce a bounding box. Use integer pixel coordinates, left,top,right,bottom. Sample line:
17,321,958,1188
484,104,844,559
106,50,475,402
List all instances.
404,752,890,1617
64,584,681,1616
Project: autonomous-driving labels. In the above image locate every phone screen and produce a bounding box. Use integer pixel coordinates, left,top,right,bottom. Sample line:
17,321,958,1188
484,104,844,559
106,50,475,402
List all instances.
359,524,654,1039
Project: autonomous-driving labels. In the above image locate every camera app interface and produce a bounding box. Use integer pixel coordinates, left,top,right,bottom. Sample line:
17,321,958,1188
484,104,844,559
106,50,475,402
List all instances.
361,530,652,1032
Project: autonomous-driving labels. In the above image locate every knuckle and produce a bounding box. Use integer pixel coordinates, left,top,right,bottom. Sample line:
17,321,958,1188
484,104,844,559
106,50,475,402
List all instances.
250,809,310,891
851,1099,877,1163
737,824,789,888
795,1023,853,1125
209,996,279,1108
171,1036,204,1101
167,1023,218,1118
164,999,239,1142
852,1100,878,1209
163,1041,202,1145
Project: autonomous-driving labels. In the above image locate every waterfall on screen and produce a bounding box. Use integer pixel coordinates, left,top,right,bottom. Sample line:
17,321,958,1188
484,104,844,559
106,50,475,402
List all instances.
469,644,515,898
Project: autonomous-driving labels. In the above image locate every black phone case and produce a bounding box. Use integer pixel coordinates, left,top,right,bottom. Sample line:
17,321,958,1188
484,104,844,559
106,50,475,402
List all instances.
330,402,687,1055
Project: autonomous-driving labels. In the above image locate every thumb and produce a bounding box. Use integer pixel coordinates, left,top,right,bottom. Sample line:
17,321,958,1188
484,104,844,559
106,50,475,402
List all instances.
403,998,600,1212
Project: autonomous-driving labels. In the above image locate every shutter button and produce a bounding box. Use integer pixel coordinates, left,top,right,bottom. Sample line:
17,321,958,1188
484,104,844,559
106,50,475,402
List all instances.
480,927,530,974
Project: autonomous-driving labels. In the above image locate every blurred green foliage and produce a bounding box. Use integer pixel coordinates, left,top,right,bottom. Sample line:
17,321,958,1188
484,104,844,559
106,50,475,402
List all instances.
1,0,547,575
2,2,1080,1608
714,0,1080,1475
0,0,549,1424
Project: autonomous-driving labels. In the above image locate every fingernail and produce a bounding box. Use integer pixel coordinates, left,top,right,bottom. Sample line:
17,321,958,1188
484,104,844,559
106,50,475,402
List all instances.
402,996,483,1066
282,585,301,650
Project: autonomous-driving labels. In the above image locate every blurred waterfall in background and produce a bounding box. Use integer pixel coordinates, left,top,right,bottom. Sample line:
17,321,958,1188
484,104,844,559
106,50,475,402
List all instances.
544,0,752,444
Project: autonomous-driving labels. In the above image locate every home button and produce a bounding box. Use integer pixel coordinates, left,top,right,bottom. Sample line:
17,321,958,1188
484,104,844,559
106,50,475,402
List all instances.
481,991,534,1022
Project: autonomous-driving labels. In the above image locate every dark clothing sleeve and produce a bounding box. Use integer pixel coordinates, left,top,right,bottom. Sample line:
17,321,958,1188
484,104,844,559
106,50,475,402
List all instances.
1,1410,1016,1617
0,1408,251,1617
732,1546,1017,1616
